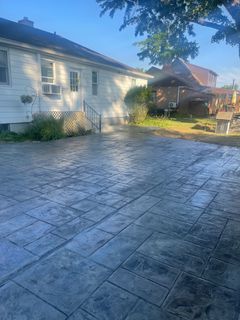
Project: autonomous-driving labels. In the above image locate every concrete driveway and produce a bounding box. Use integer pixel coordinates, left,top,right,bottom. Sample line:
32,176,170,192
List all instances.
0,127,240,319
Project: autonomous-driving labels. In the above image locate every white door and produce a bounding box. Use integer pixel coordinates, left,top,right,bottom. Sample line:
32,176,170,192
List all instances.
69,70,81,110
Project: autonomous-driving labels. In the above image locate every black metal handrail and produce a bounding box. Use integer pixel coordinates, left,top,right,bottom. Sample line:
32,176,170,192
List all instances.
83,100,102,133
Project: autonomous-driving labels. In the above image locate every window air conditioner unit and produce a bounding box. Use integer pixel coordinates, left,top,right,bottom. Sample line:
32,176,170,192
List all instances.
42,84,61,95
169,101,177,109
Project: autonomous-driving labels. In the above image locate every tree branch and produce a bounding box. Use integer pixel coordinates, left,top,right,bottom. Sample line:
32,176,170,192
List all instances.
195,19,226,31
223,1,240,25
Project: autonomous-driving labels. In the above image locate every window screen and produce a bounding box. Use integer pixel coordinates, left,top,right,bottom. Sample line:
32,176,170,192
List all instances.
0,50,9,84
41,60,54,83
70,71,79,92
131,78,136,87
92,71,98,96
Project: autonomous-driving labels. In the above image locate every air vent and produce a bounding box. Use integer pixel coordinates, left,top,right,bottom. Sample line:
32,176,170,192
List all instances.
168,101,177,109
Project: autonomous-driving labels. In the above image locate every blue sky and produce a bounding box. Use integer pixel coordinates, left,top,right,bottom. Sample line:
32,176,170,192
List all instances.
1,0,239,87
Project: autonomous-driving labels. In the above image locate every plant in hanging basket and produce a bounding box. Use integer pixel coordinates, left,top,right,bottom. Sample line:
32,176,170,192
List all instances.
20,95,33,105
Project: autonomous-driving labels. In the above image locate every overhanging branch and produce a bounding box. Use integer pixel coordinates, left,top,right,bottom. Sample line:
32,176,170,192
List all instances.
223,2,240,25
196,19,226,31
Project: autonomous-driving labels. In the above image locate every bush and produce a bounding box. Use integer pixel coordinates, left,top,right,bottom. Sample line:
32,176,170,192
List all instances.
0,131,27,142
25,114,65,141
124,86,152,123
129,105,149,123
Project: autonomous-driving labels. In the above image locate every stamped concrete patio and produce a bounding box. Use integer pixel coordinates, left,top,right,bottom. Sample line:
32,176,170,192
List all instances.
0,127,240,320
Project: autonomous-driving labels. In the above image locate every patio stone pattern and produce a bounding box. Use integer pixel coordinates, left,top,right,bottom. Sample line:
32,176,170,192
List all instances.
1,127,240,319
163,273,239,319
82,282,138,320
15,248,111,315
108,268,168,306
0,282,66,320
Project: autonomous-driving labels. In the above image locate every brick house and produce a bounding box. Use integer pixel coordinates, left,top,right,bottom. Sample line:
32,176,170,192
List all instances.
148,59,240,116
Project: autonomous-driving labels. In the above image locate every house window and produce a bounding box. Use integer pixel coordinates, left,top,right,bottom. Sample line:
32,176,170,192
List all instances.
0,50,9,84
92,71,98,96
41,59,54,83
151,91,157,103
131,78,137,87
70,71,79,92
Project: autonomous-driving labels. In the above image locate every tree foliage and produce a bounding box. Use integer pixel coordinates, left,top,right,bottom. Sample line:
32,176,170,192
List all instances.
222,84,239,90
124,86,152,122
96,0,240,64
124,86,152,109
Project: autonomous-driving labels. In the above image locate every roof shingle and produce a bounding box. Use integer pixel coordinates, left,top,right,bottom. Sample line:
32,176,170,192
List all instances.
0,17,148,77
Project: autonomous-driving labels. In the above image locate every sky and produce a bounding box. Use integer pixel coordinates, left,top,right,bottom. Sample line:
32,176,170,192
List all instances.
0,0,239,87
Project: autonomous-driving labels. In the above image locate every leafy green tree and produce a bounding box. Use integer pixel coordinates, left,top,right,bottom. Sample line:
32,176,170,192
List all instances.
222,84,239,90
124,86,152,122
96,0,240,64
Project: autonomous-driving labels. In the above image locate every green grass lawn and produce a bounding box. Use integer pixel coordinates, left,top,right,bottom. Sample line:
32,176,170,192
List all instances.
0,132,30,142
138,116,216,132
134,116,240,147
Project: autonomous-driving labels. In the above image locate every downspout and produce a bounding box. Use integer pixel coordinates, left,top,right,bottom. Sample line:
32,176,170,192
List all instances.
177,86,185,106
36,53,42,113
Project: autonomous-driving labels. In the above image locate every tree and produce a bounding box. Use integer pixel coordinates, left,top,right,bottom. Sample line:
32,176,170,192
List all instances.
96,0,240,64
222,83,239,90
124,86,152,122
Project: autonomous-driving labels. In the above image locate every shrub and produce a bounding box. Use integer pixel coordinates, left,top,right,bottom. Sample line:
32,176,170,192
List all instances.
124,86,152,123
0,131,27,142
129,105,149,123
25,114,65,141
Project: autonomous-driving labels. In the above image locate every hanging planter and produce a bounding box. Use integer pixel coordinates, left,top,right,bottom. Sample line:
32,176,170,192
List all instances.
20,95,33,120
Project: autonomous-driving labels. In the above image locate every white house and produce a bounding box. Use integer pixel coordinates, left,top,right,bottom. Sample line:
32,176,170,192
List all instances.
0,17,151,132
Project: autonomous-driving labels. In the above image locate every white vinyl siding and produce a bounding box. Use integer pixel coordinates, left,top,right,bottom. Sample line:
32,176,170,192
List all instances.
0,45,148,124
0,50,9,84
41,59,54,83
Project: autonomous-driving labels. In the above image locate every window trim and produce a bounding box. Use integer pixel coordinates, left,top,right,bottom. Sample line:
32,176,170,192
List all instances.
131,78,137,88
41,58,55,84
92,70,99,96
151,90,157,103
0,47,11,86
69,70,80,92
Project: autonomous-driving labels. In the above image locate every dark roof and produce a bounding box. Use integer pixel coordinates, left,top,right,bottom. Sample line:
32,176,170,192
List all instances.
148,69,196,88
185,61,218,77
0,17,149,77
147,66,162,75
